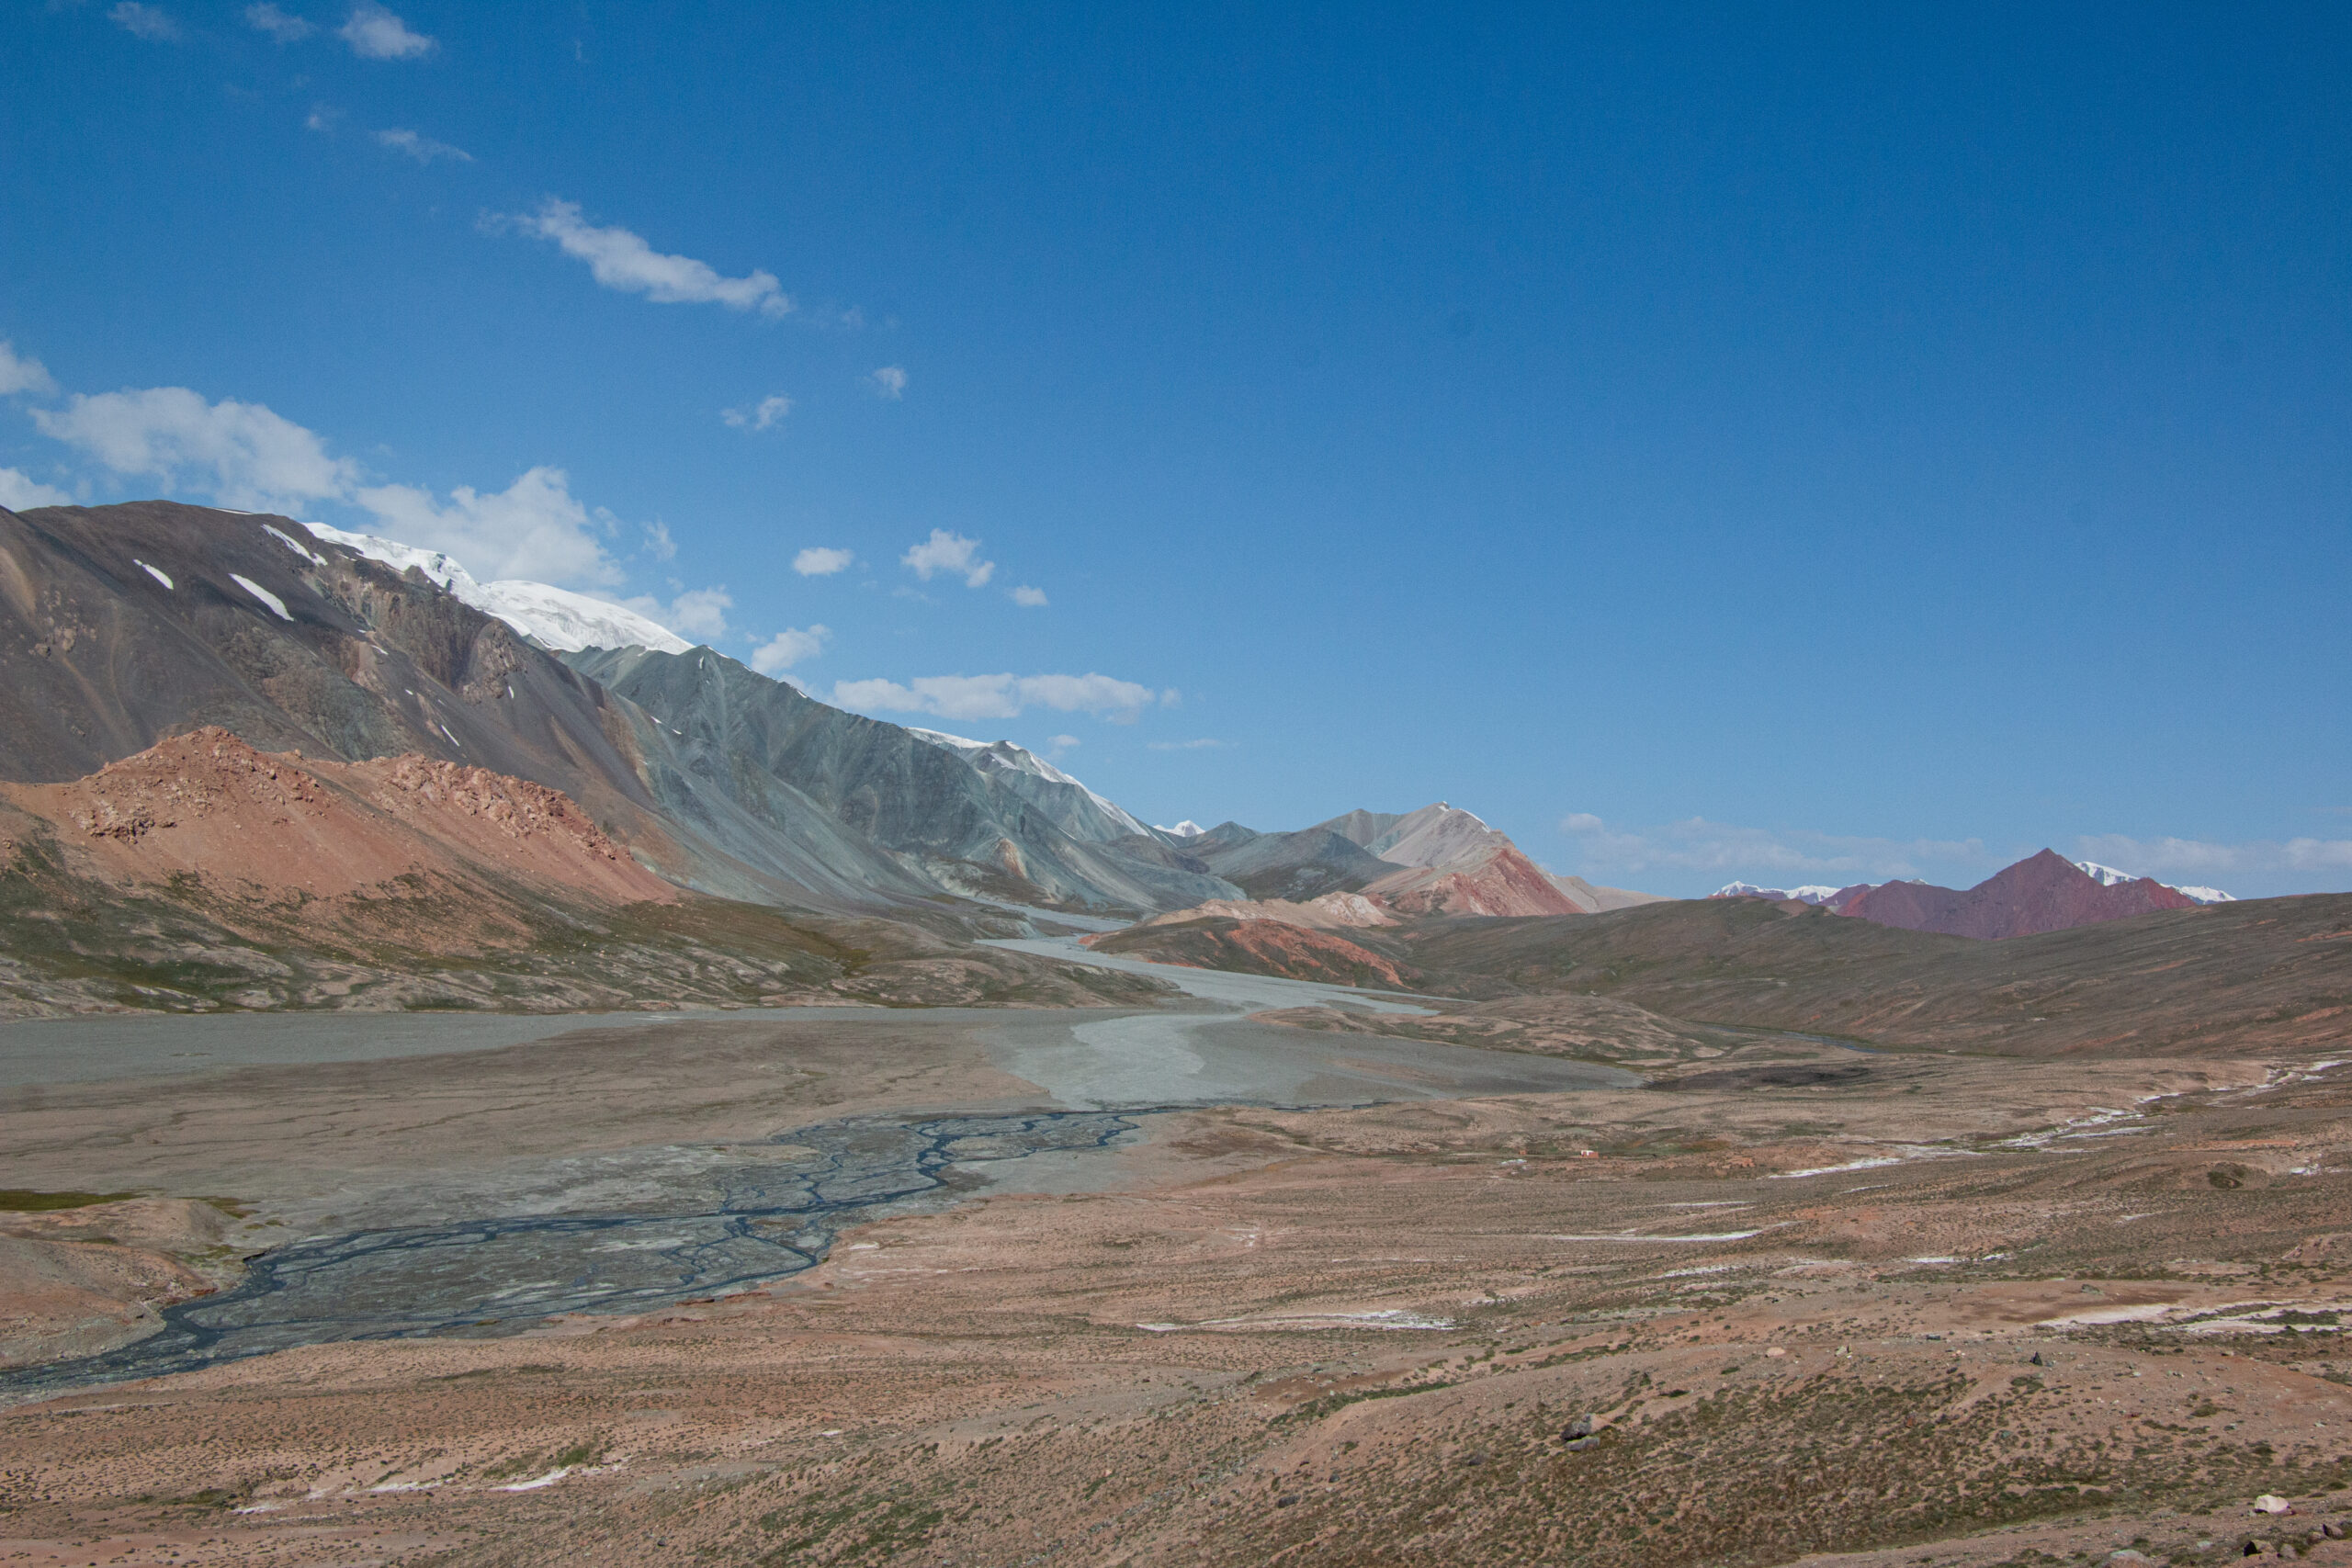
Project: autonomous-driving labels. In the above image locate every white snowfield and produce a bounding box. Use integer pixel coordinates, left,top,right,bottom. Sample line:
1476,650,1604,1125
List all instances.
302,524,694,656
1712,881,1846,905
2074,860,2235,904
1157,820,1206,838
906,728,1152,838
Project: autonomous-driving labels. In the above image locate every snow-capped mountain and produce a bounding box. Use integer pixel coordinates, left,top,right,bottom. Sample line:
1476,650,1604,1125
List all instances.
906,728,1152,842
1158,820,1207,838
2075,861,2234,904
304,525,694,655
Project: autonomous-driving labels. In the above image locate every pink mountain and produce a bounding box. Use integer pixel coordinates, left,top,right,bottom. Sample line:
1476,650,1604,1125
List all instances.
1838,849,2200,940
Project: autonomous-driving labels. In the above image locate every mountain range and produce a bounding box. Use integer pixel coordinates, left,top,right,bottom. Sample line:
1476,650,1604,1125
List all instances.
3,499,2314,1021
0,501,1678,1012
1706,852,2221,940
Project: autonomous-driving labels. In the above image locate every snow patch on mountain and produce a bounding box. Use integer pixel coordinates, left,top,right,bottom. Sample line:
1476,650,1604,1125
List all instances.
1711,882,1845,905
1158,820,1206,838
2077,860,2235,903
230,573,292,621
304,524,694,655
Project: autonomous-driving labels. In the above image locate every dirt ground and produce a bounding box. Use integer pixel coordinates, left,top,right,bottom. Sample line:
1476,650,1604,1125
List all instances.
0,1020,2348,1565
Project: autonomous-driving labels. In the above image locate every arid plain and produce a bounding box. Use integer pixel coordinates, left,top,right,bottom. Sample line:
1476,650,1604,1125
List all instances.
1,946,2348,1568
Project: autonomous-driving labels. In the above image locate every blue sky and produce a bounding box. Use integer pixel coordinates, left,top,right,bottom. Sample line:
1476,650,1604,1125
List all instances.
4,2,2349,897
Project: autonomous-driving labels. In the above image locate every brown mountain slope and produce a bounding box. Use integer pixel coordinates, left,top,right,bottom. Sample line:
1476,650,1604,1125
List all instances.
1397,893,2352,1056
1082,916,1418,990
1838,848,2199,938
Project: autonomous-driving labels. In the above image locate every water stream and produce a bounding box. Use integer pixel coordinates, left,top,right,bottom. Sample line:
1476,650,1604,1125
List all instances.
1,1110,1148,1396
2,930,1633,1396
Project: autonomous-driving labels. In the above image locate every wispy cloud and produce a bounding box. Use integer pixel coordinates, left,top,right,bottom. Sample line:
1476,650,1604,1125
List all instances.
866,366,907,399
506,198,791,318
2073,833,2352,876
1009,584,1047,608
900,528,993,587
244,3,311,40
793,546,853,577
1147,738,1229,751
721,394,792,431
305,104,342,132
0,468,74,510
0,342,58,400
640,520,676,560
620,585,731,641
1558,812,1990,882
751,625,831,675
832,673,1170,723
375,128,472,164
340,2,433,59
108,2,178,39
1046,734,1080,755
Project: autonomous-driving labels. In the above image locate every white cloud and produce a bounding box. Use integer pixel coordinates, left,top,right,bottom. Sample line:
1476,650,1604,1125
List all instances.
640,519,676,560
22,368,659,592
340,2,433,59
1147,738,1229,751
511,198,791,319
354,466,617,585
793,546,854,577
0,342,57,399
1010,584,1047,608
244,4,312,40
305,104,341,132
0,468,74,510
108,3,178,40
1046,734,1080,754
751,625,831,675
1558,812,1989,882
832,672,1164,723
647,586,732,640
2073,833,2352,876
33,386,360,511
721,394,792,431
375,128,472,164
900,528,994,587
866,366,907,399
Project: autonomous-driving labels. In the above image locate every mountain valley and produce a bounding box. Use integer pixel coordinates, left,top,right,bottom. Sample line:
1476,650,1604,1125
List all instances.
0,502,2346,1567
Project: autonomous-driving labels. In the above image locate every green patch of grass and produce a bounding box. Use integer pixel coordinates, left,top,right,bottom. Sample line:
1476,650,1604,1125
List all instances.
0,1189,139,1212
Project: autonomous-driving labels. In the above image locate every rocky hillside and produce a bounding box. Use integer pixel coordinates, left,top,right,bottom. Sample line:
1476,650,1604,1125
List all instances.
0,502,1235,919
562,646,1240,914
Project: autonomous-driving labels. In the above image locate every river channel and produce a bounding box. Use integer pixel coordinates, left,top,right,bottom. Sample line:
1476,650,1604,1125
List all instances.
0,930,1634,1395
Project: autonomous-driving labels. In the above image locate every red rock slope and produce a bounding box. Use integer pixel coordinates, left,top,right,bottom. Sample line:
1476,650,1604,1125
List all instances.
1838,849,2198,940
3,727,673,918
1362,842,1586,919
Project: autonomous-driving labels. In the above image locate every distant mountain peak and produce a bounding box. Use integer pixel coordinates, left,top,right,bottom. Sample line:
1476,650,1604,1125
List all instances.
1838,848,2203,939
1157,820,1206,837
